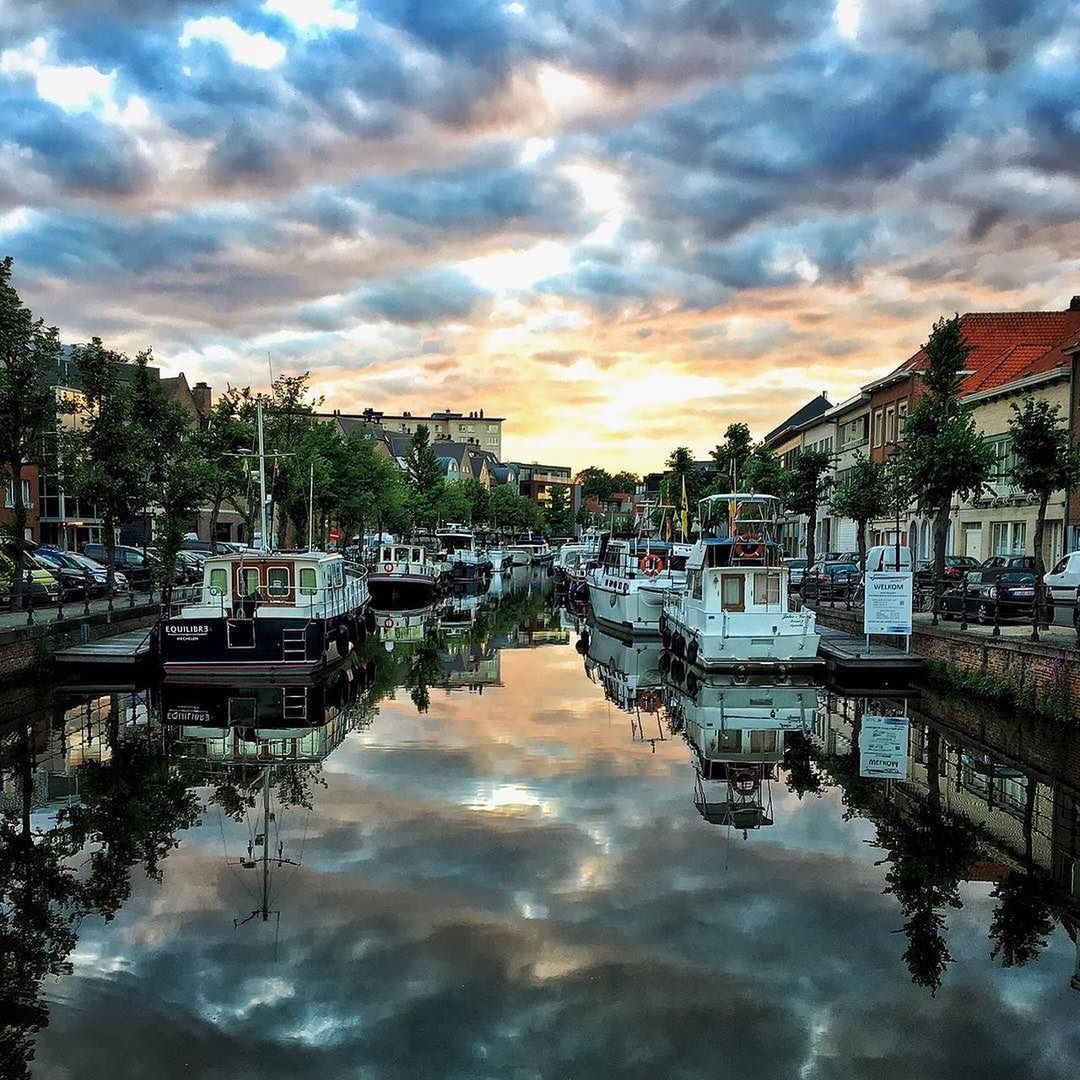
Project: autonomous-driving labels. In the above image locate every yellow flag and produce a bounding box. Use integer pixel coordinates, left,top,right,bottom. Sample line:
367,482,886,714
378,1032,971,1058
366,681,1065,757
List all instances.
680,474,689,539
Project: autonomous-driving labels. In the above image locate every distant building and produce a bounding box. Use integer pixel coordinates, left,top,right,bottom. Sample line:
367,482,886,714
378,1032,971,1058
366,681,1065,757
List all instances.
510,462,574,507
327,407,505,459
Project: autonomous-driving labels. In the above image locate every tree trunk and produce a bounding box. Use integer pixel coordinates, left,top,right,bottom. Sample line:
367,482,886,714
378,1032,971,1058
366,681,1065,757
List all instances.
1033,490,1049,577
805,501,818,568
856,516,868,571
208,493,223,554
926,727,941,815
933,502,951,584
9,459,26,608
104,516,116,596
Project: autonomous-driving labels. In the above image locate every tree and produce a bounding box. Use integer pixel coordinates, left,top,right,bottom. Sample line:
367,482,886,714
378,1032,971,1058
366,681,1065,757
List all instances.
828,452,888,569
68,339,153,591
196,391,254,552
0,257,61,608
895,316,995,584
710,423,753,488
576,466,615,504
610,470,639,494
741,443,788,498
404,424,444,532
1008,397,1080,576
451,476,490,525
544,484,573,537
988,870,1055,968
785,449,833,566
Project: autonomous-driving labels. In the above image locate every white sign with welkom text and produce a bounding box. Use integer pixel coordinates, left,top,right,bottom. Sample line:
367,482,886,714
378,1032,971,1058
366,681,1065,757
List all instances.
863,571,913,635
859,714,910,779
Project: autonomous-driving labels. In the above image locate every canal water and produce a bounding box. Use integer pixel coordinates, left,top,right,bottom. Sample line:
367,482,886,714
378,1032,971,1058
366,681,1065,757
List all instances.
3,571,1080,1079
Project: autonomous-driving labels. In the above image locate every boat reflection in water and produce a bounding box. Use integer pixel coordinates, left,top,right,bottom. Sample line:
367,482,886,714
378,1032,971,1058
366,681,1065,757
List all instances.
667,674,821,833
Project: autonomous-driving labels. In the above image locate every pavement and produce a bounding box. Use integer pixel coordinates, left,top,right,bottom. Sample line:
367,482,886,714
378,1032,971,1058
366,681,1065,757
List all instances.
0,586,196,634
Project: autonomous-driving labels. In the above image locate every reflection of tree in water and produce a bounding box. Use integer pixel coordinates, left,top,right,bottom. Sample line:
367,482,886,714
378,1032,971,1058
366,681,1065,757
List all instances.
988,870,1055,968
207,763,327,823
783,730,823,799
0,714,199,1079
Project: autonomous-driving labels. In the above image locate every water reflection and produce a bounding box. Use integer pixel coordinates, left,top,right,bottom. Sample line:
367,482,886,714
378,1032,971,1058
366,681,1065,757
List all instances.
3,580,1080,1077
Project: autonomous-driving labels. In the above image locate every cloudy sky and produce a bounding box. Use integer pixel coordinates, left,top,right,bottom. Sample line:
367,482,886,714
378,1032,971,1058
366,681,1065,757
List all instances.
2,1,1079,471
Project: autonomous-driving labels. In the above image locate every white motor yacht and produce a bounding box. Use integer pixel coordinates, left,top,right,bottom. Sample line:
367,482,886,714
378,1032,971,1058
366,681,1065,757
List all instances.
586,537,687,636
661,494,819,670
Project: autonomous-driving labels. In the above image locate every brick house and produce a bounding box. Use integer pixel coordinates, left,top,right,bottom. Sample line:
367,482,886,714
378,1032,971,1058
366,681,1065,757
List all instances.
863,300,1080,563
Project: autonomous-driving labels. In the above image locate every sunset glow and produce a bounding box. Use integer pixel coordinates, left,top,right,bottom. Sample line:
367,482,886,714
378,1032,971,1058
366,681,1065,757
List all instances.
2,1,1078,472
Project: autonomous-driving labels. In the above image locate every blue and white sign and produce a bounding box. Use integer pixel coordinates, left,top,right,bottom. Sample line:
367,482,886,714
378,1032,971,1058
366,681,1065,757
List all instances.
859,714,910,779
863,571,913,635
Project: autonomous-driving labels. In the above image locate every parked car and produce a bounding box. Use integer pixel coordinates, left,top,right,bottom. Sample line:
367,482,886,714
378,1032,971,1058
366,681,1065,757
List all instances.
941,569,1038,624
980,554,1038,572
914,555,979,586
822,551,861,566
799,560,862,602
0,551,61,607
784,557,807,589
1044,551,1080,603
82,542,157,588
35,547,129,597
864,545,913,573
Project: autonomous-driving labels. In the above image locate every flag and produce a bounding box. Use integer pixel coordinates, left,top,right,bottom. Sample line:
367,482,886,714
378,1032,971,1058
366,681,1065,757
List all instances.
680,474,689,540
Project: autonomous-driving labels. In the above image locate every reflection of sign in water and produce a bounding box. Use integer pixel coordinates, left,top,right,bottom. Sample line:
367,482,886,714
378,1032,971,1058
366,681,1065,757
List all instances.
165,707,214,725
859,714,910,779
863,572,913,635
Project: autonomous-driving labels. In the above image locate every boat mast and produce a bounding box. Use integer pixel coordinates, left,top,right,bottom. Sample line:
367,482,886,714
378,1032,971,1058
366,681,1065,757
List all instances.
307,461,314,551
257,399,269,552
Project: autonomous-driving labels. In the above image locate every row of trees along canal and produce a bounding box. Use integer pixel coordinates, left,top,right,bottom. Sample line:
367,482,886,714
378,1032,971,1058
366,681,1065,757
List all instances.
577,317,1080,583
0,257,565,607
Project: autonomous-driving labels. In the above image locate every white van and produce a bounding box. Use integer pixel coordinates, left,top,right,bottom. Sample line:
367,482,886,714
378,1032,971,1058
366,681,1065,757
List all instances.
864,545,913,573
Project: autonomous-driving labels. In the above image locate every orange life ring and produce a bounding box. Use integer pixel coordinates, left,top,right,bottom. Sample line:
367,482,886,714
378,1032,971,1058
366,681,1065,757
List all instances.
638,690,661,713
383,617,394,628
730,768,760,796
733,534,764,560
384,562,394,573
639,553,664,576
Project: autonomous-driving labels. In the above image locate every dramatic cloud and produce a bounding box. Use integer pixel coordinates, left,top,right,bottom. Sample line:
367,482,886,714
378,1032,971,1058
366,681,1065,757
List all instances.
2,0,1079,470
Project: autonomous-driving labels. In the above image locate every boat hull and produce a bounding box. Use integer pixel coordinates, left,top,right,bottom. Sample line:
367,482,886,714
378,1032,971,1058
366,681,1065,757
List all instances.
161,608,369,678
662,606,819,669
587,574,682,636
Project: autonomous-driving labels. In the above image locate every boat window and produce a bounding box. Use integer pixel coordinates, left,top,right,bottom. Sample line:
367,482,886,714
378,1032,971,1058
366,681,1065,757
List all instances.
715,731,741,752
267,567,291,597
208,568,228,596
753,572,781,606
238,567,260,596
412,547,422,562
689,570,703,600
720,574,745,612
299,567,317,595
750,730,777,754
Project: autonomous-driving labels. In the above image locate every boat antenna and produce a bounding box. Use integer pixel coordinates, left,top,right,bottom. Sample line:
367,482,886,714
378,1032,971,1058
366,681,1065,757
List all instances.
307,461,314,551
257,398,269,553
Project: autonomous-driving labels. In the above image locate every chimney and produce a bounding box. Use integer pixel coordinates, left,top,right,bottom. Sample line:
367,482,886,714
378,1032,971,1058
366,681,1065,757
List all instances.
192,381,211,414
1070,296,1080,311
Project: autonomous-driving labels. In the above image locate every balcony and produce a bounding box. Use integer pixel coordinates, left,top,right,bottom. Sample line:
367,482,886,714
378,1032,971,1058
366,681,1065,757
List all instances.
972,480,1036,508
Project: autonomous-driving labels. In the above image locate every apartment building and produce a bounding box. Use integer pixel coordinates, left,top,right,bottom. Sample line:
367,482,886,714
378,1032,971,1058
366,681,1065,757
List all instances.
336,408,505,458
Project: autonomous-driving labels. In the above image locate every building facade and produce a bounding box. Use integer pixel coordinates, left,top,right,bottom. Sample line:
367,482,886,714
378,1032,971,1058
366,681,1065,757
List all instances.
335,408,505,459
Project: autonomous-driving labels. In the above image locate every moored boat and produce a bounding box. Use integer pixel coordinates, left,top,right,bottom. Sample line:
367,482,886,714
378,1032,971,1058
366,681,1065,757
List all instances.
586,537,687,636
436,527,493,582
661,494,819,670
367,543,442,609
507,532,554,566
159,550,371,678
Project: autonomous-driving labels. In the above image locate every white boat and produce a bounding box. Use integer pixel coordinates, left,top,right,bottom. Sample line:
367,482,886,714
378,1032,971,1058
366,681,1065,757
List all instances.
507,532,554,566
666,676,819,829
586,538,687,636
583,624,664,715
554,538,600,584
160,550,371,677
436,528,494,582
661,494,819,670
367,543,442,609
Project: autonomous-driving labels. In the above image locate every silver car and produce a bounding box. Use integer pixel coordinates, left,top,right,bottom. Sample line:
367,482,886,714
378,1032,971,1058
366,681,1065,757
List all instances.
784,557,807,589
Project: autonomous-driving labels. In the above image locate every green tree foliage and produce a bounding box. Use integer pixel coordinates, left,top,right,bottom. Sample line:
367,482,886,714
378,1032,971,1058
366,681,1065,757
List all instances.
404,424,444,531
195,390,254,552
1008,397,1080,575
0,257,61,607
544,483,573,537
785,448,833,566
896,316,995,582
829,452,888,569
741,443,789,499
710,423,753,488
576,466,615,503
490,484,541,531
68,339,154,589
987,870,1055,968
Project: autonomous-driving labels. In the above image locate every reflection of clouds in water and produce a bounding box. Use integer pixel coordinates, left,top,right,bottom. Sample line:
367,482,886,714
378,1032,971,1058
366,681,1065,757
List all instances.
30,645,1080,1078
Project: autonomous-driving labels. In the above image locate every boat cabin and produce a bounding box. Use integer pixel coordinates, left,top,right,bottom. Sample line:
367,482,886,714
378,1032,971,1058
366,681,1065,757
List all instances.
436,530,477,554
379,544,430,567
596,538,686,579
198,553,357,615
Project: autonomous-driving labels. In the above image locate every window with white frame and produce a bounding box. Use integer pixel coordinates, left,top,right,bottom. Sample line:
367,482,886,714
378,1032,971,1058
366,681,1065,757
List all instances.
990,437,1015,482
3,479,32,508
872,409,884,447
990,521,1026,556
897,399,907,433
885,405,896,445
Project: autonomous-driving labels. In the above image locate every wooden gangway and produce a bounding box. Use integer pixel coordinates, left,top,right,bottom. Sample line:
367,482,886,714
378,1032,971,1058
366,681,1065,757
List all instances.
816,626,924,692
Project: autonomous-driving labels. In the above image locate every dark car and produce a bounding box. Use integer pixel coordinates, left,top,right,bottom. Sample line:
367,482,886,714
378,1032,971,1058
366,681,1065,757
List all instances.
822,551,861,566
800,560,862,602
82,542,157,588
941,569,1038,624
914,555,979,586
980,554,1038,572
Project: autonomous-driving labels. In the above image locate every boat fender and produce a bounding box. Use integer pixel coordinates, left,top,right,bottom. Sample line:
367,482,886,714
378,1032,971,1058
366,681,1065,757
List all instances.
365,609,377,633
686,638,700,665
336,622,351,656
658,650,671,674
672,634,685,659
685,670,699,696
610,593,618,608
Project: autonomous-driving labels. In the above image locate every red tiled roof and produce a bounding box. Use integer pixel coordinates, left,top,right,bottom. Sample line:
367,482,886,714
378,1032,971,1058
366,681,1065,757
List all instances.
880,310,1080,396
